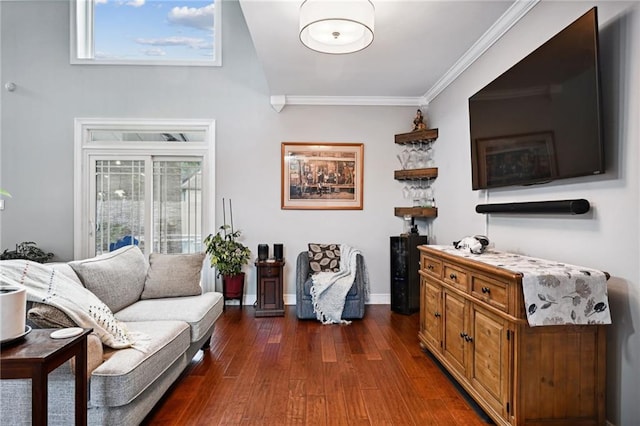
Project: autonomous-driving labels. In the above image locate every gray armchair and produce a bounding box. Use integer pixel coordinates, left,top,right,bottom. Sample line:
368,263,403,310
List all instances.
295,251,366,320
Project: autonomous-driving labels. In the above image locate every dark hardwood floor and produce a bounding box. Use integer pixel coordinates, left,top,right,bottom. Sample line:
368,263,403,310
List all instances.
142,304,492,425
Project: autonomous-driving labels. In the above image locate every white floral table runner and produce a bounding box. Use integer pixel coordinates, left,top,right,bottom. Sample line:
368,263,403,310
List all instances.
429,245,611,327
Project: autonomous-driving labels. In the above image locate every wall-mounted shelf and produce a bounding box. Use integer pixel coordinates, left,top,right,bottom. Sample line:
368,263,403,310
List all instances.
395,128,439,144
394,207,438,218
394,168,438,180
394,128,439,219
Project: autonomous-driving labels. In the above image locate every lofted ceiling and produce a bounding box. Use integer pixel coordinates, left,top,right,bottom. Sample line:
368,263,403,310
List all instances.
238,0,539,110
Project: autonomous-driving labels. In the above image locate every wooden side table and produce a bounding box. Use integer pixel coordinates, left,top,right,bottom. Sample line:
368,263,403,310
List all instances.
0,328,92,426
254,259,285,317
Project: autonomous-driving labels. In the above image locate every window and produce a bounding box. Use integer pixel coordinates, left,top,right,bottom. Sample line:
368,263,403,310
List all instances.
74,119,215,262
93,158,204,257
152,160,203,253
71,0,222,66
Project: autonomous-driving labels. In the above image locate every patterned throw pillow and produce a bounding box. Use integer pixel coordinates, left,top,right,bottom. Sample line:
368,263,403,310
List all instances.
308,243,341,273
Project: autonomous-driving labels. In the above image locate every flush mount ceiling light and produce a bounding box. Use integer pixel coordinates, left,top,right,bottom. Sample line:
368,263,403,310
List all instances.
299,0,375,54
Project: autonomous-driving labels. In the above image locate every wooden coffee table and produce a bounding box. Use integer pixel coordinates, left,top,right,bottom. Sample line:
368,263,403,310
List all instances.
0,328,92,426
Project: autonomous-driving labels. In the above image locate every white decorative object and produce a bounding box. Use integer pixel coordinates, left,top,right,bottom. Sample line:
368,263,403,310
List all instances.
453,235,490,254
299,0,374,54
0,286,27,341
50,327,84,339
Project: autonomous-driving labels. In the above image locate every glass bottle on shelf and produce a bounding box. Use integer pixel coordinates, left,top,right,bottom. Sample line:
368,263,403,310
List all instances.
402,215,413,235
424,180,435,207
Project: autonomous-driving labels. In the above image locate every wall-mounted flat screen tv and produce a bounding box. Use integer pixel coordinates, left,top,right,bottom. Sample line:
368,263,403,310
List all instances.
469,7,604,190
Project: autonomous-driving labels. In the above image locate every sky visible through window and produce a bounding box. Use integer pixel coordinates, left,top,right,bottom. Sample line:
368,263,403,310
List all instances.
94,0,216,62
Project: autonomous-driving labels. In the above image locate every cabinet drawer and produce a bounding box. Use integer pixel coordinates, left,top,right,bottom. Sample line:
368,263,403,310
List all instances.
443,264,468,292
421,255,442,279
261,266,280,278
471,275,509,312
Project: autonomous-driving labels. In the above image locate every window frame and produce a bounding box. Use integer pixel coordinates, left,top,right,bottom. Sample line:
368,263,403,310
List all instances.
73,118,216,260
70,0,222,67
91,155,150,255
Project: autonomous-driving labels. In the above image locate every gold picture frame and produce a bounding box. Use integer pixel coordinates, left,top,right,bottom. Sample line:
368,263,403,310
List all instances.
281,142,364,210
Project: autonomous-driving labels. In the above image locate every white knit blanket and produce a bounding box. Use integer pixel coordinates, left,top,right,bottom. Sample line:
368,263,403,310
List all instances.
311,244,369,324
0,259,146,350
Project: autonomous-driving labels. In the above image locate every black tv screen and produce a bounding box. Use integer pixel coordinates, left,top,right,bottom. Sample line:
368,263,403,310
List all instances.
469,7,604,190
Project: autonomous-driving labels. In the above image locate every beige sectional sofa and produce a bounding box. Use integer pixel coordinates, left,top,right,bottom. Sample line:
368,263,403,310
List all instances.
0,246,224,425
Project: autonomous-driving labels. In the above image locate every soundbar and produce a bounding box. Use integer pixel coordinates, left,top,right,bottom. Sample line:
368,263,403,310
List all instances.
475,199,590,215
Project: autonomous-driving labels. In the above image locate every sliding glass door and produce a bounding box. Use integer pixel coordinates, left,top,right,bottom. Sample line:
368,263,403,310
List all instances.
92,157,202,257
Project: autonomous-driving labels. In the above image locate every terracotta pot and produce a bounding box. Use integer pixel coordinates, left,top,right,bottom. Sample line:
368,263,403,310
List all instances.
222,273,245,299
0,286,26,341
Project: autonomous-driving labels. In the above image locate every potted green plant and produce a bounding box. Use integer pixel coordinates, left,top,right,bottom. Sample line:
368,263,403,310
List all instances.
204,224,251,304
0,242,54,263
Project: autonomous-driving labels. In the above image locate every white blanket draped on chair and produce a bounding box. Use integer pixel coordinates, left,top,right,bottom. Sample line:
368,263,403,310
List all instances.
310,244,369,324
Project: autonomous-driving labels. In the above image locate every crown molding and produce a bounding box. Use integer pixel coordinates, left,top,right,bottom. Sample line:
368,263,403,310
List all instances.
270,95,427,112
269,0,539,112
423,0,540,103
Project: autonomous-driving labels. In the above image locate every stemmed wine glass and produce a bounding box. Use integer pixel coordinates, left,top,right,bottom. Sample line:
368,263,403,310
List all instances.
415,142,426,168
413,183,425,207
424,141,435,168
406,142,419,169
402,181,412,200
397,145,410,170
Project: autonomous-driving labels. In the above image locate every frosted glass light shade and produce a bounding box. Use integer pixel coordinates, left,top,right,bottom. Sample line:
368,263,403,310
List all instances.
299,0,375,54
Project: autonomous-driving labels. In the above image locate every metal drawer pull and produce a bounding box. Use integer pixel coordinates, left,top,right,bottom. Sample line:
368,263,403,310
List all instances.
481,287,491,294
459,332,473,342
434,312,441,318
449,273,457,280
427,264,434,270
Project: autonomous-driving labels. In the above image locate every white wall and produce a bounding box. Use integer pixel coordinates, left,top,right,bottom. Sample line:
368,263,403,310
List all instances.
0,1,416,304
0,2,4,234
3,0,638,424
427,2,639,425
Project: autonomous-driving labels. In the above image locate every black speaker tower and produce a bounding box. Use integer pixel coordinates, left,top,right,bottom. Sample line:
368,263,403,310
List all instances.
273,244,284,261
390,234,428,315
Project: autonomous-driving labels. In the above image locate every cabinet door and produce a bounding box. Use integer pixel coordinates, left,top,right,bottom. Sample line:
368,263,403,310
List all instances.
468,303,511,419
442,289,468,376
421,277,443,352
419,277,427,344
259,276,281,309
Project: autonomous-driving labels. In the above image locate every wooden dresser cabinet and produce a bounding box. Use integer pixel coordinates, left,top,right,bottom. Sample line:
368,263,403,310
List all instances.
418,246,607,426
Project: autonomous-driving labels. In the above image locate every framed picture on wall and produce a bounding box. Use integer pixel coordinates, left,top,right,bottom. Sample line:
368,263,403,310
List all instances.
281,142,364,210
476,131,557,188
